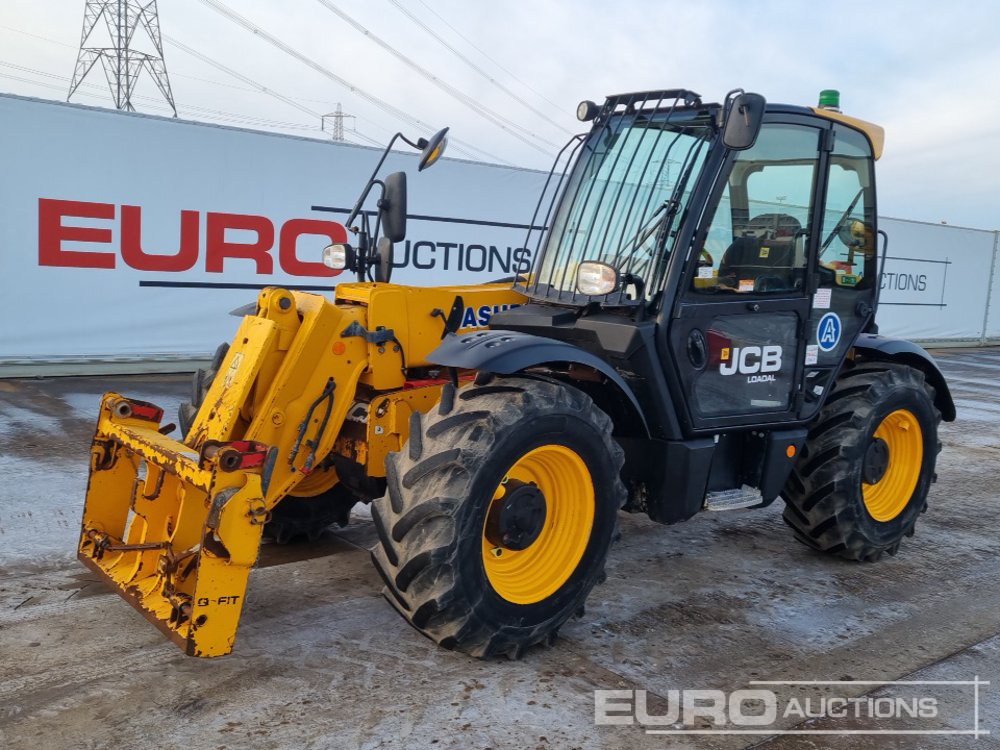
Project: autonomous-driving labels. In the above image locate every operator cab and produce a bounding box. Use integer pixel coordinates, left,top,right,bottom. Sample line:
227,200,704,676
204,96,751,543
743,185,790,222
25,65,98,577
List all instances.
495,87,885,434
477,87,895,520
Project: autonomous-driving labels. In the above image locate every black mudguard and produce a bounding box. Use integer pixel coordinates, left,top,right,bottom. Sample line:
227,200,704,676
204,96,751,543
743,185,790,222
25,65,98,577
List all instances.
428,330,649,435
854,334,956,421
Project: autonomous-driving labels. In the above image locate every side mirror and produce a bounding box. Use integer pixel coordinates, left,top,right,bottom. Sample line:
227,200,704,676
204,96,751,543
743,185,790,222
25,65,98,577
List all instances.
379,171,407,242
444,294,465,334
373,236,394,283
418,127,449,171
722,92,766,150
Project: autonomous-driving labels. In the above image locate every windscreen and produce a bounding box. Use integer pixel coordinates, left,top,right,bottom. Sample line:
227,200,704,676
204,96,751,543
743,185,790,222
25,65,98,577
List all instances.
525,109,712,305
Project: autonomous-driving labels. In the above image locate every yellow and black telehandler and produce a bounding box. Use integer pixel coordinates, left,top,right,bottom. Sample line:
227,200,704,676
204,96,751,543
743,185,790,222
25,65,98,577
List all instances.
79,88,955,658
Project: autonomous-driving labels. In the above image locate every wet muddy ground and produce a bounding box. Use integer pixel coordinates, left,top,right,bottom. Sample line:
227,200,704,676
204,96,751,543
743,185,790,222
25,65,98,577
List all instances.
0,349,997,749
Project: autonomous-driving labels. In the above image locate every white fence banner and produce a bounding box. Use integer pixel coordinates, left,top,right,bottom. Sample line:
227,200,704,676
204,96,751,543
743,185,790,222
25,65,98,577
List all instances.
986,232,1000,341
0,95,547,370
876,218,997,343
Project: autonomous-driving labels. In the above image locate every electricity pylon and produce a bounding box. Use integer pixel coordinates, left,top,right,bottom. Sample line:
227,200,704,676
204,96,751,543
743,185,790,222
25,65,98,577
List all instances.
68,0,177,116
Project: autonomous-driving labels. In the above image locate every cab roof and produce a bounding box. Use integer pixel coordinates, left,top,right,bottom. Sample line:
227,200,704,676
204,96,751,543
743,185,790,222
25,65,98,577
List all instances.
598,91,885,161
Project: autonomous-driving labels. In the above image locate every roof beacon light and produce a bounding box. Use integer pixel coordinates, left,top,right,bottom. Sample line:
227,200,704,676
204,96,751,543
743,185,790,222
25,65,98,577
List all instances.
818,89,842,112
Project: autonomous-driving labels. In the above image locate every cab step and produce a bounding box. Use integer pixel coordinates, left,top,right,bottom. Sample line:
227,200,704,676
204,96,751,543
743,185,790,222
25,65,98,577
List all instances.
704,485,763,511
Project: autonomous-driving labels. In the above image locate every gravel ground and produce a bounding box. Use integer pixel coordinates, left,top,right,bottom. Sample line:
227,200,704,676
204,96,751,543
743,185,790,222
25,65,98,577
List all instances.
0,348,997,749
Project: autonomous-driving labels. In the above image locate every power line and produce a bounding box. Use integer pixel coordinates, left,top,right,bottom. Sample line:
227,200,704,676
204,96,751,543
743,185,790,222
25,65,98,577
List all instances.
167,39,385,146
0,22,76,48
409,0,569,117
312,0,557,154
2,7,515,163
194,0,511,165
164,37,322,123
0,22,382,148
3,71,319,132
1,60,325,134
387,0,573,136
0,21,420,149
144,42,386,146
0,21,258,95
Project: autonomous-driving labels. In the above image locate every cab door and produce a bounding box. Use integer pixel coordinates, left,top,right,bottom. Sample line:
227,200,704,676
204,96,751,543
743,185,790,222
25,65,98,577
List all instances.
667,118,828,432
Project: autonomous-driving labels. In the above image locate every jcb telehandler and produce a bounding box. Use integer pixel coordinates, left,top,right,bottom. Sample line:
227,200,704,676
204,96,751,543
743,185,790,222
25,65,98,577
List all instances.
79,88,955,658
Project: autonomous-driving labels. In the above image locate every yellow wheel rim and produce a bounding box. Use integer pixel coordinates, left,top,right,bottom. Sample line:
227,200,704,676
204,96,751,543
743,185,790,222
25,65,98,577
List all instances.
290,467,340,497
482,444,595,605
862,409,923,522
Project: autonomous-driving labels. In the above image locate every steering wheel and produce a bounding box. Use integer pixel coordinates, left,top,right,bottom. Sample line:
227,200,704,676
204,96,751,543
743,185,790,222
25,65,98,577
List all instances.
755,275,785,293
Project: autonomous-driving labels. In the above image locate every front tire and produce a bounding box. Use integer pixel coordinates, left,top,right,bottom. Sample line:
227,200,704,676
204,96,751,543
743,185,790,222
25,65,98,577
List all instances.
782,362,941,561
264,486,358,543
371,377,626,658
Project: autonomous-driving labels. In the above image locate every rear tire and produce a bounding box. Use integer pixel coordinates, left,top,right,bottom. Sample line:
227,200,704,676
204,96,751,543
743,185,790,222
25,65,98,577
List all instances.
178,341,359,543
371,377,626,658
782,362,941,561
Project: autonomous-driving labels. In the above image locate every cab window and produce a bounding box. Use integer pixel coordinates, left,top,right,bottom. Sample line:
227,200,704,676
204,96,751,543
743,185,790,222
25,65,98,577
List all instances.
692,124,820,295
818,125,876,290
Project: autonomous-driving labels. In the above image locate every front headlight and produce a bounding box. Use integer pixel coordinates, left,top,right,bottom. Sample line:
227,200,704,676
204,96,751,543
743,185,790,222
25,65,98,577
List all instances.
322,243,352,270
576,261,619,296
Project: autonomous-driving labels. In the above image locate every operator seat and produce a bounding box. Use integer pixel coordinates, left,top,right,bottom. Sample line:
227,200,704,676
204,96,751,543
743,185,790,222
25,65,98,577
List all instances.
718,213,803,293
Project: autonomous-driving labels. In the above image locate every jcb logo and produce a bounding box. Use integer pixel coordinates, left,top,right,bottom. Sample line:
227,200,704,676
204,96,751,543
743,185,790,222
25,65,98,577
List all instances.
719,346,783,378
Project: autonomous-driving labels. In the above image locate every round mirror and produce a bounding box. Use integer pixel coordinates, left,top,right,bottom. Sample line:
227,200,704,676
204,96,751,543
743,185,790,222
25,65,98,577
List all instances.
418,127,449,171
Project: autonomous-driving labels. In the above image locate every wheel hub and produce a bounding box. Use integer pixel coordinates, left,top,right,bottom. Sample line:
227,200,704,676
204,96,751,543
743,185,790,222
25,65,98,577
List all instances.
485,479,547,551
862,436,890,484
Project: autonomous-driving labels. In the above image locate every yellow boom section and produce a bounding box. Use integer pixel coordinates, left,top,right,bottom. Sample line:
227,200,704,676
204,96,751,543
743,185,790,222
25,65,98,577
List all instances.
78,282,527,656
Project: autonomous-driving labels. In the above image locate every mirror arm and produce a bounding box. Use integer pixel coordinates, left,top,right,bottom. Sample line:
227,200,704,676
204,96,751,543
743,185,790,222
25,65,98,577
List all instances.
346,179,377,232
355,212,372,282
345,132,406,228
370,179,386,244
397,133,424,150
718,88,745,127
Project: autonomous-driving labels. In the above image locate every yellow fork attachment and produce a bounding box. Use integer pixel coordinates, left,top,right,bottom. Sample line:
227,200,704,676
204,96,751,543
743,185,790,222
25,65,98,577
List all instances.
78,287,373,656
77,283,526,656
78,394,272,656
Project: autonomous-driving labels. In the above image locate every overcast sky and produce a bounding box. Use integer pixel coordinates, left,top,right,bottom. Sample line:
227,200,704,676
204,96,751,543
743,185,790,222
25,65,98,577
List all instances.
1,0,998,229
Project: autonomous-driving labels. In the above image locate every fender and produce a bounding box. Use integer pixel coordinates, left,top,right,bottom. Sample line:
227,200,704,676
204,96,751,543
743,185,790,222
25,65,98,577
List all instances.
428,329,649,435
853,334,956,421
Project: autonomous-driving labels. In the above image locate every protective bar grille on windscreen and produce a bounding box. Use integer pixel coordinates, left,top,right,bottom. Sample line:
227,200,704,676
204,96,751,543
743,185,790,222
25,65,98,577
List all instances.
518,89,712,307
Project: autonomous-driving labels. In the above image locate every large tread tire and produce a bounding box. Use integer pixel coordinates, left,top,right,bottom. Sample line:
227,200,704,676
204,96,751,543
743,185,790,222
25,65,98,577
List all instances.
370,376,626,659
178,341,358,543
264,486,358,544
782,361,941,561
178,342,229,437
